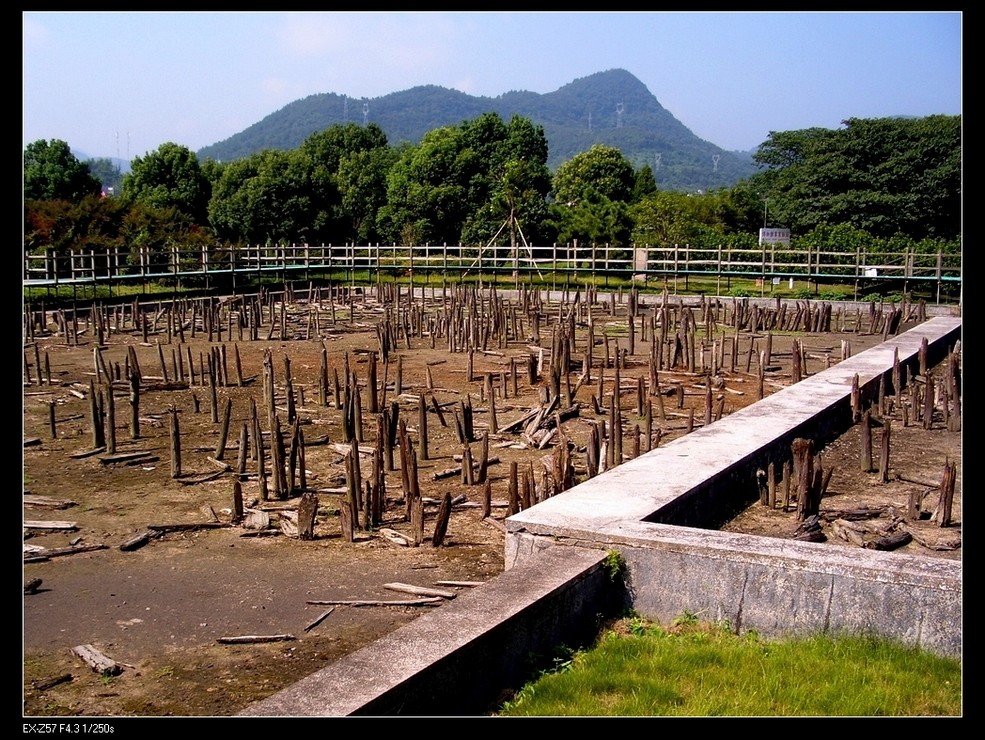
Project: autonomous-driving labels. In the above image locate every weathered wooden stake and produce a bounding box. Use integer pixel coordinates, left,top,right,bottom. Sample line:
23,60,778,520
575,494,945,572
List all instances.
215,398,233,460
169,405,181,479
879,420,891,483
431,492,453,547
860,409,873,472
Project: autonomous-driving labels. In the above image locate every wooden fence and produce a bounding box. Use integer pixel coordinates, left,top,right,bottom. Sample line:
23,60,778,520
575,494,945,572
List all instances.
24,242,961,302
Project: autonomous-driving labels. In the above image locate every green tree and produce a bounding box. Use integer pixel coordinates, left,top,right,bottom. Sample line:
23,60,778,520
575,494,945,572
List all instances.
208,149,309,244
750,115,960,240
377,126,471,245
552,144,635,206
121,142,211,224
462,114,553,247
551,144,636,246
294,123,390,243
378,113,552,247
631,164,658,203
337,146,397,243
24,139,102,202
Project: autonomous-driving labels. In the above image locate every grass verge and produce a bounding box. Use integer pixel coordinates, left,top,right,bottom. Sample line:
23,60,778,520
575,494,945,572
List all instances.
497,616,961,717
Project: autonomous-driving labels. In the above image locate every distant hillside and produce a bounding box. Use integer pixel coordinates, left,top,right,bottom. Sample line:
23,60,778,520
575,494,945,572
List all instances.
198,69,757,192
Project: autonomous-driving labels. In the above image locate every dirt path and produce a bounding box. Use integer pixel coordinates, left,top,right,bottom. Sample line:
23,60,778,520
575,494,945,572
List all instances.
22,290,961,716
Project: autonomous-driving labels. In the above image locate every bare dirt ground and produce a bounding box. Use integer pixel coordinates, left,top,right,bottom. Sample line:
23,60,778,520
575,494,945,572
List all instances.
22,289,961,717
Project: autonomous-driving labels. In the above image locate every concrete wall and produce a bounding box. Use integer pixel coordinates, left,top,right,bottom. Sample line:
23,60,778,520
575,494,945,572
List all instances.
240,546,618,716
506,316,962,657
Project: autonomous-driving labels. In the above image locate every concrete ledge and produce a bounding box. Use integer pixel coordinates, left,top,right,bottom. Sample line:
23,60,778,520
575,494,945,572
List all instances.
239,545,615,716
506,316,962,656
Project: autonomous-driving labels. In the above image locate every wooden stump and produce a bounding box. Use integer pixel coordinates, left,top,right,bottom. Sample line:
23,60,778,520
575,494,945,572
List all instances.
431,492,453,547
298,491,318,540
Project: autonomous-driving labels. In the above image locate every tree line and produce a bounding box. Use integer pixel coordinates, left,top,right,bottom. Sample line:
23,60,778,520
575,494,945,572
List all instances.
24,112,960,268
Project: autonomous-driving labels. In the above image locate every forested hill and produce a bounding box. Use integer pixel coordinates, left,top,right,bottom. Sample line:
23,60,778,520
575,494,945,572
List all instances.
197,68,757,192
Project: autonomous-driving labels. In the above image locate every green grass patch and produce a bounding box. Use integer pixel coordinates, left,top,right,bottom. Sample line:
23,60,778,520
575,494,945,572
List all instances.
498,617,961,717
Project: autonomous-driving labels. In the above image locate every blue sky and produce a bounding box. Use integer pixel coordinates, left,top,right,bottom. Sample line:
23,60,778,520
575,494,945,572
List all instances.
22,11,962,162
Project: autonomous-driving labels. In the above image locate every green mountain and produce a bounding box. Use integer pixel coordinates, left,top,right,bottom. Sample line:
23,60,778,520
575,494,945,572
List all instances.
197,68,758,192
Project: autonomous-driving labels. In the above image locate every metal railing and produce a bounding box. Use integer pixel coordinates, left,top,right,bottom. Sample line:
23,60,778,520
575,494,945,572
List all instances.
24,242,961,302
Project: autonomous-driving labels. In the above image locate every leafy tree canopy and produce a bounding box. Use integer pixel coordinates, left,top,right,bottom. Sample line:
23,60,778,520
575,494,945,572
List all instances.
121,142,211,224
551,144,636,206
24,139,102,202
750,115,960,240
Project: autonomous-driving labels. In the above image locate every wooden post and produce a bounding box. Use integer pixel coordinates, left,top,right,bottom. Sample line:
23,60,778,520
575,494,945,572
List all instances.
485,374,498,433
508,461,519,515
254,421,268,503
231,479,244,523
89,380,105,449
851,373,861,423
477,432,490,483
461,444,474,486
368,351,379,414
922,376,935,430
782,459,792,512
947,350,961,433
215,398,233,460
431,492,453,547
410,495,424,546
704,380,713,426
767,461,776,508
860,409,873,472
237,422,249,477
298,491,318,540
481,479,492,519
169,405,181,479
879,420,891,483
757,350,766,400
935,460,956,527
104,383,116,454
418,393,429,461
347,438,362,531
284,356,295,425
793,438,814,520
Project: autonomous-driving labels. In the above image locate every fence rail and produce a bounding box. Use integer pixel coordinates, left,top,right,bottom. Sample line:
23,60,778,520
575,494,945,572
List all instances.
24,242,961,301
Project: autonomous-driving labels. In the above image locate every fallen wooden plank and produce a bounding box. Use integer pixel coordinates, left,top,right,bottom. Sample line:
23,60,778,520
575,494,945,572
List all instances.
119,531,155,552
24,520,78,531
98,451,155,465
24,437,42,448
864,530,913,551
147,522,230,533
205,456,232,472
72,644,121,676
217,634,297,645
434,580,484,588
377,528,411,547
70,446,106,459
23,494,77,509
383,582,457,600
241,509,271,530
175,470,226,485
482,517,507,533
303,607,335,633
23,543,108,562
306,598,443,607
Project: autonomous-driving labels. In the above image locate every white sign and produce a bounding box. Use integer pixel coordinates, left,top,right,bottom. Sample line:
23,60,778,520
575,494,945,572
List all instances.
759,228,791,245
